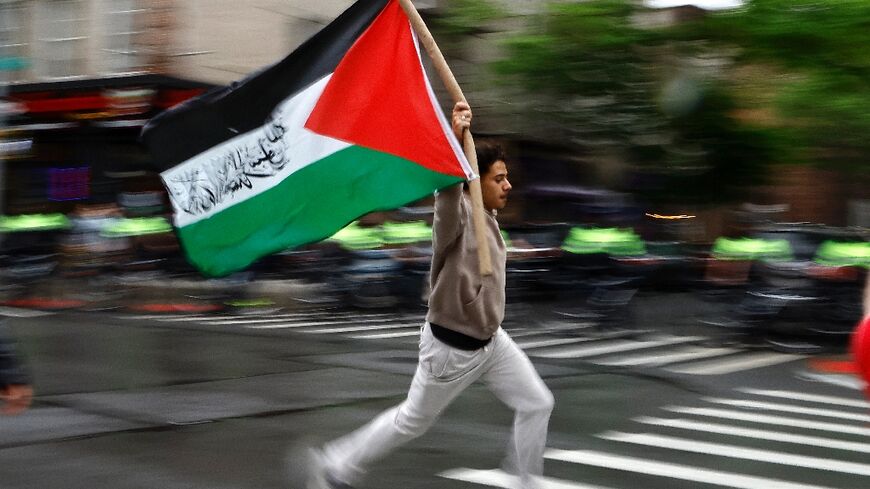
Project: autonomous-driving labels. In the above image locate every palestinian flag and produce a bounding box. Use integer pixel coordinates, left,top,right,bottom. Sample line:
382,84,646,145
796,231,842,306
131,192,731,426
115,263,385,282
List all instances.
141,0,473,277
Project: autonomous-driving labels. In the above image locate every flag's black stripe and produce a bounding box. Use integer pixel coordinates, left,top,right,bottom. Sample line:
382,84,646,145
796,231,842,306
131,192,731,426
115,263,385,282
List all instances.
141,0,390,170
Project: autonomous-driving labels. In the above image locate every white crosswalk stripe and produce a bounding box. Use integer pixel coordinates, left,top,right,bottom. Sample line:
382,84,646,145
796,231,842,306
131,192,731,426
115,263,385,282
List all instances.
703,398,870,423
543,448,839,489
664,405,870,437
302,322,421,334
439,468,613,489
441,386,869,488
117,311,812,377
598,431,870,476
736,388,870,409
514,337,596,349
73,309,870,487
221,315,406,327
797,371,866,390
249,317,417,330
667,352,806,375
349,330,421,339
0,306,56,317
636,416,870,454
595,345,739,367
530,336,706,359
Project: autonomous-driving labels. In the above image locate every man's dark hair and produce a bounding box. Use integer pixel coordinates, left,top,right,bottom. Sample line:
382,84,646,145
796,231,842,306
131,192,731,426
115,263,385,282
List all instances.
474,139,506,176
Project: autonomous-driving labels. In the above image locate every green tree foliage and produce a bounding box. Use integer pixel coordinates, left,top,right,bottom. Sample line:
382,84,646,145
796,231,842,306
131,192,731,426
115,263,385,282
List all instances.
486,0,779,204
436,0,870,204
494,1,661,149
433,0,504,38
699,0,870,171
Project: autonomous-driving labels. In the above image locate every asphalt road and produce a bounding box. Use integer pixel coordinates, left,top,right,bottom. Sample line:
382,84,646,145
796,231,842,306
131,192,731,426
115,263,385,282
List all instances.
1,299,868,489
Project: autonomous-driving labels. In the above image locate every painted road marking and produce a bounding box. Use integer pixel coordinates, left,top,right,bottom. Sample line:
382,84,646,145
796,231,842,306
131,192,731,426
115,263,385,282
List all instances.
247,316,417,329
515,337,595,349
349,330,421,339
704,398,870,423
736,388,870,409
637,416,870,454
532,336,705,359
596,346,739,367
0,306,55,317
439,468,612,489
667,352,804,375
302,322,422,334
214,314,408,326
545,449,839,489
664,406,870,437
599,431,870,476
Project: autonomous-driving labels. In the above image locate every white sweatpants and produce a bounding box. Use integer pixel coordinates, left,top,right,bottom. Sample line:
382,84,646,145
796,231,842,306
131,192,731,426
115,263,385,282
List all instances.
323,323,554,488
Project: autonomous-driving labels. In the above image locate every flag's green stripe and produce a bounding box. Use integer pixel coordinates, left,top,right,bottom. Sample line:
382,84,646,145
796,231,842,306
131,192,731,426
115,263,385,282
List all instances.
176,145,461,277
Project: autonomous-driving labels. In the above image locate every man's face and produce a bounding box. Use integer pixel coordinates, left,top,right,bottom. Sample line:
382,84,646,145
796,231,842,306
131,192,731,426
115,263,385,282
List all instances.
481,160,512,212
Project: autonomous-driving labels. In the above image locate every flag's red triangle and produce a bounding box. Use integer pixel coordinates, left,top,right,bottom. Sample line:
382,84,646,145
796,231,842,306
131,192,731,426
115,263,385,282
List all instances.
305,0,466,178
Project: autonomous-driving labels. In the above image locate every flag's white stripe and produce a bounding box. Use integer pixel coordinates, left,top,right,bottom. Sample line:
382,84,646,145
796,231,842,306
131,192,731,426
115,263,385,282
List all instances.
532,336,705,359
350,330,421,339
667,352,804,375
665,406,870,437
595,346,739,366
637,416,870,454
164,75,350,228
545,449,838,489
704,398,870,422
439,468,612,489
302,322,421,334
213,315,411,326
411,27,475,181
600,431,870,476
736,388,870,409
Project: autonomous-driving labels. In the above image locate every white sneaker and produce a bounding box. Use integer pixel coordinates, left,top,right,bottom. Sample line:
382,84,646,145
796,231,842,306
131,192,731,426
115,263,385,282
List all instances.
304,448,354,489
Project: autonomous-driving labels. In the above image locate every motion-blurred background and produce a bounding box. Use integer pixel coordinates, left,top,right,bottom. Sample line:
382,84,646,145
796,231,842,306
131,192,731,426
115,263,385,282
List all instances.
0,1,867,351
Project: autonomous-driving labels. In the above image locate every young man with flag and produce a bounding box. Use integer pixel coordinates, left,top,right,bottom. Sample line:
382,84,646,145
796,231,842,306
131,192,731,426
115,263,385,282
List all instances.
302,103,554,489
141,1,553,483
141,0,479,278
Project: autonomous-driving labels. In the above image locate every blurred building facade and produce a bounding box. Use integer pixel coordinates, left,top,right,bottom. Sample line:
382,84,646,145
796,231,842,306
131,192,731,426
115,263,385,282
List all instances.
0,0,446,86
1,0,865,233
0,0,209,217
0,0,175,83
0,0,459,217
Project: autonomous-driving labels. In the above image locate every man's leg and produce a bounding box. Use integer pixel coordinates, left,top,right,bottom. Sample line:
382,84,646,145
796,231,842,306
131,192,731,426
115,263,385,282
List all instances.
321,324,486,486
482,330,554,489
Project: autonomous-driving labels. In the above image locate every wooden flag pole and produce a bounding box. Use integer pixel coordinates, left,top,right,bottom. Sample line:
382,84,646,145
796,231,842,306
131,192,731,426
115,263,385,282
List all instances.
398,0,493,276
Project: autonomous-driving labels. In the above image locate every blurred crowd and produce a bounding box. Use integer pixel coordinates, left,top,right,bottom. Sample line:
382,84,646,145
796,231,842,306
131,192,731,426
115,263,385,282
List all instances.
0,190,867,356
